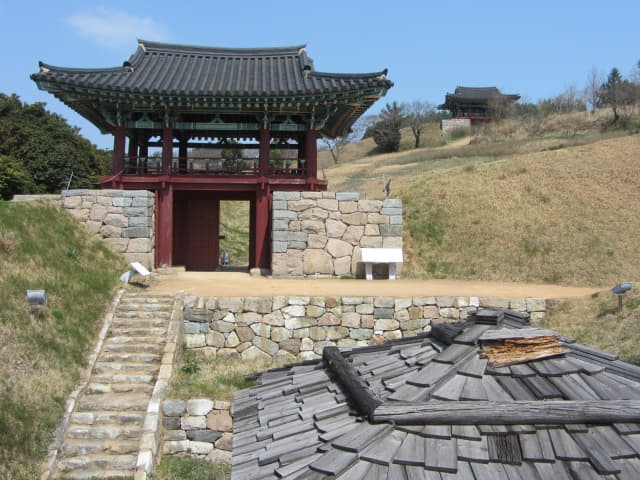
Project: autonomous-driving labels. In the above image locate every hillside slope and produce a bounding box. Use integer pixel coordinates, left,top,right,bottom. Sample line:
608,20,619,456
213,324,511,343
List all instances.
0,201,126,479
399,134,640,286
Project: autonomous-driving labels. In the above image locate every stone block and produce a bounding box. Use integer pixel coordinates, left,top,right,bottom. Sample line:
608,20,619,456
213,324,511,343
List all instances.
338,201,358,214
272,219,289,231
127,238,152,253
380,207,402,216
479,297,510,309
288,199,316,211
289,220,302,232
436,296,456,307
375,318,399,331
185,334,206,348
358,200,383,212
303,249,333,275
301,219,325,234
367,212,389,224
262,311,284,326
309,326,327,341
327,326,349,340
123,206,149,217
313,340,337,355
340,311,360,328
272,251,303,277
187,430,221,443
374,296,395,307
336,192,360,201
272,191,300,201
112,197,133,207
383,198,402,208
272,200,288,210
326,238,353,258
250,323,271,338
349,329,373,341
379,224,402,236
439,307,460,319
243,297,272,313
122,226,151,238
411,297,436,306
104,238,129,252
271,326,291,342
300,191,322,199
162,400,186,417
217,297,244,312
318,312,340,326
298,207,329,222
187,399,214,416
215,432,233,451
326,219,348,238
132,197,153,207
395,309,410,322
99,224,121,238
383,330,403,341
89,203,108,221
317,199,338,211
163,440,188,455
128,216,152,227
530,311,546,323
241,345,272,361
322,191,336,199
423,306,439,318
395,298,412,310
282,304,306,316
184,322,201,334
272,241,287,253
390,215,403,225
225,332,240,347
383,236,403,248
279,338,301,355
342,212,368,226
374,307,395,319
163,416,182,431
206,331,225,348
306,305,325,318
509,298,527,312
334,256,352,276
364,224,380,236
273,209,297,219
308,234,328,248
190,441,214,455
253,336,279,355
342,225,364,244
300,338,314,351
285,316,316,330
181,415,206,430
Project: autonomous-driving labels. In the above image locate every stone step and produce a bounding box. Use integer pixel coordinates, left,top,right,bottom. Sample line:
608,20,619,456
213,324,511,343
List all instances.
62,439,140,456
102,342,164,354
90,373,155,385
70,411,146,426
66,424,142,441
108,326,168,336
98,352,162,363
116,310,171,319
76,393,151,412
94,361,160,374
104,335,166,345
86,382,154,394
58,453,137,471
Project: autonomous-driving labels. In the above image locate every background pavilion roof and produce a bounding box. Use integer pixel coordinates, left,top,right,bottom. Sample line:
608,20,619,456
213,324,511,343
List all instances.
31,40,392,137
438,86,520,110
231,310,640,479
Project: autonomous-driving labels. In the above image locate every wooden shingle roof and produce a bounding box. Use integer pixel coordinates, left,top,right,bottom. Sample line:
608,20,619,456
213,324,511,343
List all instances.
232,310,640,479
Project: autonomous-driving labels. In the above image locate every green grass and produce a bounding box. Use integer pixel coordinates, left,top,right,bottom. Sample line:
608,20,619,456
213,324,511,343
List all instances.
151,455,230,480
218,201,250,267
0,200,127,480
167,352,273,402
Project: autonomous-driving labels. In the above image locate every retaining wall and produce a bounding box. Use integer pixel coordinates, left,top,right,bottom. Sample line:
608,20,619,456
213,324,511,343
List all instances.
182,295,547,361
271,191,402,278
61,189,155,268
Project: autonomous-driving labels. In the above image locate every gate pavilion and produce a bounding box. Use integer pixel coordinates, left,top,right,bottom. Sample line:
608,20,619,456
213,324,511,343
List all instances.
32,40,392,270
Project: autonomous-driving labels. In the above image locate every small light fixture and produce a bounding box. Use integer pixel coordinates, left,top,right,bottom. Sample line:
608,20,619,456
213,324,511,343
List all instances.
612,282,633,312
26,289,47,306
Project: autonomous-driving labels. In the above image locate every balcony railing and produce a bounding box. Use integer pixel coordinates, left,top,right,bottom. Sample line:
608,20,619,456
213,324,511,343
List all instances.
122,157,307,177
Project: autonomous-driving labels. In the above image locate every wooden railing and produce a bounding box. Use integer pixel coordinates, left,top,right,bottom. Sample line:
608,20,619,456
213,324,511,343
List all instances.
121,157,307,177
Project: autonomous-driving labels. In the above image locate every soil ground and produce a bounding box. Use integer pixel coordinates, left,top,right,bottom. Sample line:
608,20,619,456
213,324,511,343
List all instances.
146,271,600,299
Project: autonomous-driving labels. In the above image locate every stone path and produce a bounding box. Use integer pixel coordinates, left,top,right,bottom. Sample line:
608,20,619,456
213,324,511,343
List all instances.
48,292,181,480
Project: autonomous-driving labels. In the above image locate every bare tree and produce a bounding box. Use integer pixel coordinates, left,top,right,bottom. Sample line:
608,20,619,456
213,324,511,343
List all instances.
585,65,603,112
322,136,350,164
404,100,434,148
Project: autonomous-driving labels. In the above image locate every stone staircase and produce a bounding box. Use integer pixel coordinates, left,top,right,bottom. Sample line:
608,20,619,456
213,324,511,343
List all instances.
48,292,181,480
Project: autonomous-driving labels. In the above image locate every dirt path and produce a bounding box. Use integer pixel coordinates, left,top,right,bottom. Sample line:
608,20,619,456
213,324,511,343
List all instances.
146,271,600,299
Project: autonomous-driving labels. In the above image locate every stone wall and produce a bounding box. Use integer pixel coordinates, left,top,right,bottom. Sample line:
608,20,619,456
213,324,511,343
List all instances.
271,191,402,278
61,189,155,268
441,118,471,135
161,398,232,463
182,295,547,362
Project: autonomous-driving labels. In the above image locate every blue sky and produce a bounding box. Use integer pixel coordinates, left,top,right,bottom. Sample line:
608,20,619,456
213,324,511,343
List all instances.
2,1,638,149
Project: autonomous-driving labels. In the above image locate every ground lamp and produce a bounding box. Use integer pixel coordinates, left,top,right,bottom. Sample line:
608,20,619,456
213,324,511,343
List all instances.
612,282,633,313
26,289,47,318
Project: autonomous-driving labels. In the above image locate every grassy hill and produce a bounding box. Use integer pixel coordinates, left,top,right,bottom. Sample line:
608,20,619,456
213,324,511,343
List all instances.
0,200,126,479
321,111,640,287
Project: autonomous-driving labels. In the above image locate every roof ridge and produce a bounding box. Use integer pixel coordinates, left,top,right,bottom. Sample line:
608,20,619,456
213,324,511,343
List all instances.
138,39,307,56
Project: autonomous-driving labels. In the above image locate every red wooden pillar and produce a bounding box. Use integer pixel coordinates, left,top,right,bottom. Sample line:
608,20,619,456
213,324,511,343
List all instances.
258,124,270,177
305,126,317,181
127,131,138,159
162,124,174,175
112,125,126,175
254,186,271,269
156,185,173,267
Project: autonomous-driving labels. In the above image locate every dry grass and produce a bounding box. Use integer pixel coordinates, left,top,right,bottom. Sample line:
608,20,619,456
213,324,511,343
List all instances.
166,352,279,402
543,288,640,363
0,201,126,479
400,134,640,286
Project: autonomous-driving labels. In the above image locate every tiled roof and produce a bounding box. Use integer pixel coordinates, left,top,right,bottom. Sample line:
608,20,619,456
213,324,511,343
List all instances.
232,310,640,479
32,40,392,99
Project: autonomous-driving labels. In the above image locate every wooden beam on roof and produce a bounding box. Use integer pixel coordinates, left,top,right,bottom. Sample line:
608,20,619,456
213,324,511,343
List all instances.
372,400,640,425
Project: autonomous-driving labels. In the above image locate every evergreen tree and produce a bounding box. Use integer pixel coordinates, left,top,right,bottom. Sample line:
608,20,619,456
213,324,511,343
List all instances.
372,102,404,153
